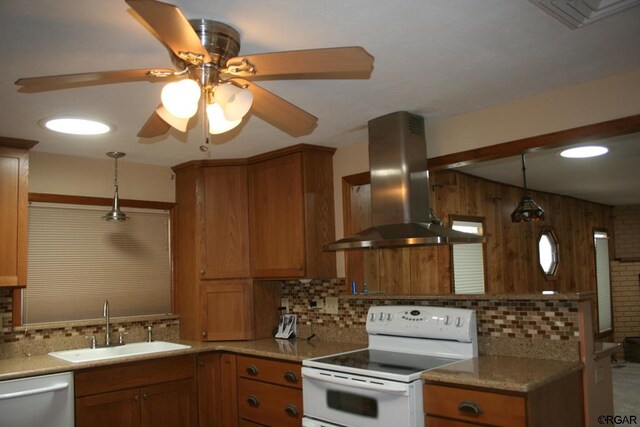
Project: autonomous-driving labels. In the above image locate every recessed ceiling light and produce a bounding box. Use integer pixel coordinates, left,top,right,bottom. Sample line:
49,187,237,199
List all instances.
39,117,114,135
560,145,608,159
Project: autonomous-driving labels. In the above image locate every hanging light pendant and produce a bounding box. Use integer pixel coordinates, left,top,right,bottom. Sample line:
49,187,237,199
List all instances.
511,153,544,223
103,152,128,222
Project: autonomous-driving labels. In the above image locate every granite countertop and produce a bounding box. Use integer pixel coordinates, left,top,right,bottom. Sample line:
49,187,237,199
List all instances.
0,338,364,381
422,355,583,393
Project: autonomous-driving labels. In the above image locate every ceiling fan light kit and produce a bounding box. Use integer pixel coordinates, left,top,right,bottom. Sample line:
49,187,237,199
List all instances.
160,78,201,118
155,106,189,132
206,102,242,134
15,0,374,142
213,83,254,121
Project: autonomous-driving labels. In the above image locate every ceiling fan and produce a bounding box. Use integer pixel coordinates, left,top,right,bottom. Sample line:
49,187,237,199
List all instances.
15,0,374,139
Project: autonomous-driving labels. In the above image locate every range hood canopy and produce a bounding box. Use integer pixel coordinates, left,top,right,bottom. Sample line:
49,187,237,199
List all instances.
325,111,483,251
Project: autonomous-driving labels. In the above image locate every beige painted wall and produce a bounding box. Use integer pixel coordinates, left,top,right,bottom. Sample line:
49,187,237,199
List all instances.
29,151,175,203
332,66,640,277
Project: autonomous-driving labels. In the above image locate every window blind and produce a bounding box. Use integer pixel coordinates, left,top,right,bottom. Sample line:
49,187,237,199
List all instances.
25,203,171,324
594,234,612,333
452,220,485,294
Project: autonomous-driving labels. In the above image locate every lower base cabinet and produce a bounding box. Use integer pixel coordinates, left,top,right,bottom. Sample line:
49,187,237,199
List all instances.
75,355,197,427
423,369,584,427
216,354,303,427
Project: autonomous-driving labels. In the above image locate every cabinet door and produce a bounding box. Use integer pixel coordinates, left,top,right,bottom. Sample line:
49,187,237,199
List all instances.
201,279,253,340
197,353,222,427
221,353,239,427
76,388,141,427
202,166,251,279
0,146,29,287
249,152,305,278
141,378,197,427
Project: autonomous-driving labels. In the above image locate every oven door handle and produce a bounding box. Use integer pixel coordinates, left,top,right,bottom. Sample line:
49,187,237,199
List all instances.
302,369,409,395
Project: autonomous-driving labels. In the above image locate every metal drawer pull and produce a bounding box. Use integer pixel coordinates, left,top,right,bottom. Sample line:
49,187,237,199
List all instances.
246,364,258,375
247,395,260,407
283,371,298,383
285,404,299,417
458,400,483,415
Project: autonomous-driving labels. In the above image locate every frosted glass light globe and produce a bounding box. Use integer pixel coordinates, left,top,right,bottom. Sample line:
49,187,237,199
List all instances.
206,102,242,134
161,79,201,119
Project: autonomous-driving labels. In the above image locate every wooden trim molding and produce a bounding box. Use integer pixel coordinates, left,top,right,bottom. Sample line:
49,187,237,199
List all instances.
29,193,175,210
0,136,38,150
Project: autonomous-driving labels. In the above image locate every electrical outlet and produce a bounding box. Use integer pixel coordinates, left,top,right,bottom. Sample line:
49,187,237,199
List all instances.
325,297,339,314
280,297,290,313
314,299,325,310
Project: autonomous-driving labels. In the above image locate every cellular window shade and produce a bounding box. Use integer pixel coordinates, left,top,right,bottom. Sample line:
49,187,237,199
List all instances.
452,221,485,294
594,235,612,333
25,203,171,324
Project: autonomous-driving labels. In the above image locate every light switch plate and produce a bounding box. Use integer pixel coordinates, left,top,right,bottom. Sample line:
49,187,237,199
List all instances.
325,297,339,314
280,298,290,313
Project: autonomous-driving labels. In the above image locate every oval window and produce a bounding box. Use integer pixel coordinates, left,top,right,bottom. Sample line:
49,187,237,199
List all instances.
538,229,559,277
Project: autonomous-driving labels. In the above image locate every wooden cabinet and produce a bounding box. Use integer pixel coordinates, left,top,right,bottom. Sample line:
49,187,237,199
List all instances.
248,144,336,279
75,355,197,427
424,370,583,426
0,137,36,287
174,162,278,341
236,355,303,427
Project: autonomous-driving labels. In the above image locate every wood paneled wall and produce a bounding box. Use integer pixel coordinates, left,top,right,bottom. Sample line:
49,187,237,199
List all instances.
344,170,613,295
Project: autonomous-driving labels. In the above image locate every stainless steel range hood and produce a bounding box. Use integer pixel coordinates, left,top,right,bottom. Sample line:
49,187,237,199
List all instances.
325,111,483,251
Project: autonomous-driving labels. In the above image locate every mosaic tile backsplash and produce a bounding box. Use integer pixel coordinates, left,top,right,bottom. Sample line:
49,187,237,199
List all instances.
281,279,581,361
2,279,581,360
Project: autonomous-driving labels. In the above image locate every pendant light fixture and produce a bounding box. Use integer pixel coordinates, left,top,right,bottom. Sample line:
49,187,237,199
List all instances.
511,153,545,223
102,152,128,222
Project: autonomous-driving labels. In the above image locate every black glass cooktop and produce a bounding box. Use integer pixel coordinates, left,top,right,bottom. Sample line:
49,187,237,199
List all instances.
311,349,462,377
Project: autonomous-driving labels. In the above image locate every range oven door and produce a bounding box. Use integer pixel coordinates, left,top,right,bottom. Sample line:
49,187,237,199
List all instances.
302,367,423,427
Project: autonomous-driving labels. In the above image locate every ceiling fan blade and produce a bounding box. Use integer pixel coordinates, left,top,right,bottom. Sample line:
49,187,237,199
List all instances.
225,47,374,80
126,0,211,65
232,78,317,137
138,109,171,138
15,68,176,92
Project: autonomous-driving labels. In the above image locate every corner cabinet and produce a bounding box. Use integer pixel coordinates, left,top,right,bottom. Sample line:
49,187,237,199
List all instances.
0,137,37,287
248,145,337,279
173,161,279,341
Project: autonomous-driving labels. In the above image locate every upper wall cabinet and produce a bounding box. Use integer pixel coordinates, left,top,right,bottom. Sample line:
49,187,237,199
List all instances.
0,137,37,287
248,145,337,279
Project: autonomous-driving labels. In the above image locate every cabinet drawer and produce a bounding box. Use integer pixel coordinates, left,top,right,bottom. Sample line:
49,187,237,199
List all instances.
237,355,302,389
424,383,526,427
238,378,302,427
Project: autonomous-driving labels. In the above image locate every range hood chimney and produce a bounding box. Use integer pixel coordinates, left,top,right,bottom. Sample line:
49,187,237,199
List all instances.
325,111,482,251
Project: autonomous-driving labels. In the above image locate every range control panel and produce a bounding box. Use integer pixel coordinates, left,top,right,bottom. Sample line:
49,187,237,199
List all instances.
365,305,476,343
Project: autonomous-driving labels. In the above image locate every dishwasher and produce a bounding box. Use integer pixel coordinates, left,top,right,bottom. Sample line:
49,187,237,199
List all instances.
0,371,74,427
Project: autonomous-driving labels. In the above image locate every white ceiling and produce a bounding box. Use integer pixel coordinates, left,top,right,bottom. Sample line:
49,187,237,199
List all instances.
1,0,640,170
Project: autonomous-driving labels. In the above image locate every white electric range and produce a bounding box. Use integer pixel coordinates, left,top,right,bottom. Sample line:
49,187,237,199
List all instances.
302,305,478,427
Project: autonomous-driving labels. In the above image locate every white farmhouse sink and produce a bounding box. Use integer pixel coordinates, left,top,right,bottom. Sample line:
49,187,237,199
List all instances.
48,341,191,363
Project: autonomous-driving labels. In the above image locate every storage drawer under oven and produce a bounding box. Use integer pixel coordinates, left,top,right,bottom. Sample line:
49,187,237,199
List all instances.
238,377,302,427
302,366,423,427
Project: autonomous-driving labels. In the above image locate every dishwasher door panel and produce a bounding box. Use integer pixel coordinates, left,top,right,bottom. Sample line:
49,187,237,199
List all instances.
0,371,74,427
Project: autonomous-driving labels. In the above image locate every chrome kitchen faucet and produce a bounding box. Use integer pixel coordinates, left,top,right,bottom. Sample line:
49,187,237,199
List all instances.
103,300,111,347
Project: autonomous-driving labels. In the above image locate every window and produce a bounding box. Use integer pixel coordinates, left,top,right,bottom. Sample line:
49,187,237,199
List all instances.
451,219,485,294
538,229,559,277
24,202,171,324
594,230,612,334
